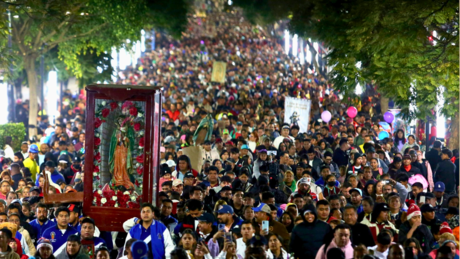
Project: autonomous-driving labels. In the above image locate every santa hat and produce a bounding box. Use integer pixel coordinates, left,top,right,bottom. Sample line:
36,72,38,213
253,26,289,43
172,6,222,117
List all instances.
407,204,421,220
440,222,453,235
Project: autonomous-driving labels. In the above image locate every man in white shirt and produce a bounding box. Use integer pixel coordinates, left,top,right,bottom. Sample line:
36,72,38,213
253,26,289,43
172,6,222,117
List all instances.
236,220,255,258
273,124,294,149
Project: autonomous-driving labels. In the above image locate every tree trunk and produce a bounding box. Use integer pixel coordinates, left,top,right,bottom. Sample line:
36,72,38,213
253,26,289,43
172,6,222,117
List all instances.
380,96,389,114
448,112,459,150
24,56,38,138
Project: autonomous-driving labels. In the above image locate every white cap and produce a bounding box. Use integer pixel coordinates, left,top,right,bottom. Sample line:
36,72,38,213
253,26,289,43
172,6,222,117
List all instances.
166,160,176,167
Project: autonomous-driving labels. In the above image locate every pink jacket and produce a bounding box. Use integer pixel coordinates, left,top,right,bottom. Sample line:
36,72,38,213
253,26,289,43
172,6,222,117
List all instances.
315,240,354,259
425,160,434,191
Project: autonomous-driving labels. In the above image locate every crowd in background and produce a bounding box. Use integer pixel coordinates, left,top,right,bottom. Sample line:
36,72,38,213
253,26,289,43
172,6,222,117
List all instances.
0,5,458,259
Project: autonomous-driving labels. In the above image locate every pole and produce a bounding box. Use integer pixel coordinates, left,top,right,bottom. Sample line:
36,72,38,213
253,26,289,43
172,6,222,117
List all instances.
60,81,63,114
7,10,13,123
425,117,430,151
40,45,44,122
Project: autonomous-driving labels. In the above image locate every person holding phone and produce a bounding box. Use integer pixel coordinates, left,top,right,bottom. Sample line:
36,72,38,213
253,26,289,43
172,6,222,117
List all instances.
252,203,290,251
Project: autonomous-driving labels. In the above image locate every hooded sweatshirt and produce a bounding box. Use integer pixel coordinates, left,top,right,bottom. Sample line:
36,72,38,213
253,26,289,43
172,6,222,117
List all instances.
289,204,332,258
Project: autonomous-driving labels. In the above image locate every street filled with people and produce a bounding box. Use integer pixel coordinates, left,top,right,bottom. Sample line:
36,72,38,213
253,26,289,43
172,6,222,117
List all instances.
0,6,459,259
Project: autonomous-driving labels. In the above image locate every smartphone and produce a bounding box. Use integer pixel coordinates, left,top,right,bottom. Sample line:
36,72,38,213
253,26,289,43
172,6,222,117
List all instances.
225,232,232,242
419,196,426,204
218,224,226,232
262,220,269,233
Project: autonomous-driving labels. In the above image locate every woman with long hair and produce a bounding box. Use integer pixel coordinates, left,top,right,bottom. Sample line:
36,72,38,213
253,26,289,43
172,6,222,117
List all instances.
279,212,295,233
267,233,289,259
179,229,198,258
394,129,406,152
371,180,386,203
403,238,425,258
402,134,420,154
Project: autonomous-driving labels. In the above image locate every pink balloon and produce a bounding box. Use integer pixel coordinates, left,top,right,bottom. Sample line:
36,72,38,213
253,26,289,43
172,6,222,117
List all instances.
347,106,358,118
321,111,332,123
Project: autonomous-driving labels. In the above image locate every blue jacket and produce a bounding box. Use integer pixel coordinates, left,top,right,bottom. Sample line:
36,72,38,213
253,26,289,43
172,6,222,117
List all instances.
126,220,175,259
42,225,78,255
30,219,56,239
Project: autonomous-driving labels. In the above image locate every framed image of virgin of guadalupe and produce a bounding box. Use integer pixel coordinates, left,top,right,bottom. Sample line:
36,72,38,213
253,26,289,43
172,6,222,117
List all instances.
82,85,162,231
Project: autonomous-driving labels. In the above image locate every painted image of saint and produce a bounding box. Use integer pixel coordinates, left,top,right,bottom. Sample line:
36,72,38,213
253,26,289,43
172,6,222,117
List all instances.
290,111,300,126
109,118,135,190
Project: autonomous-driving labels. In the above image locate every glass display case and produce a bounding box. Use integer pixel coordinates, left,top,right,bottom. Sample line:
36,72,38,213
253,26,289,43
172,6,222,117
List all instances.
82,85,162,231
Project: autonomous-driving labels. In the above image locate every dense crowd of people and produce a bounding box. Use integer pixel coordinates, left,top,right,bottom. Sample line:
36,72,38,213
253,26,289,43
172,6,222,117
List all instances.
0,4,459,259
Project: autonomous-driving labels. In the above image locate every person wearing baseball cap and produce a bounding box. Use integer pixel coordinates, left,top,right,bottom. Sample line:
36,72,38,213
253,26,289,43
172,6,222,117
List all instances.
23,144,39,182
396,154,422,177
172,179,183,194
273,123,294,149
202,140,219,162
350,188,364,214
421,203,442,230
398,203,434,253
365,203,398,243
215,205,242,232
433,181,449,208
197,213,216,243
251,203,290,250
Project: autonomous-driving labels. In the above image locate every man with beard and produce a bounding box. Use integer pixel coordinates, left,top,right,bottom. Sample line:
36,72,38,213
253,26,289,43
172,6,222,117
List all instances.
216,205,242,232
30,203,56,240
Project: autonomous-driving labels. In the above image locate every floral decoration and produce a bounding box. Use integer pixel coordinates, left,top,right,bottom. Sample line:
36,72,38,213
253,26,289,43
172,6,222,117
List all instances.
92,100,145,208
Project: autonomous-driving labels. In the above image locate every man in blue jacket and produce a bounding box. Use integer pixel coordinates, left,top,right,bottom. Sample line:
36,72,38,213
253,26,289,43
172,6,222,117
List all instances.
42,206,78,255
126,203,175,259
30,203,56,240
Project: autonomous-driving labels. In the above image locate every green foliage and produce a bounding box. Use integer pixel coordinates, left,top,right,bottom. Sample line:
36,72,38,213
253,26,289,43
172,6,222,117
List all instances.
0,123,26,151
0,0,190,82
235,0,459,120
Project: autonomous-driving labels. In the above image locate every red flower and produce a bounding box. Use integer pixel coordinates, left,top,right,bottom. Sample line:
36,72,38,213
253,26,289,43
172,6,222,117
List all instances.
94,152,101,161
95,118,102,128
94,137,101,146
136,154,144,164
122,101,134,109
135,180,139,186
137,167,143,175
94,166,100,173
110,102,118,111
139,137,144,147
101,108,110,118
129,106,138,116
134,123,141,131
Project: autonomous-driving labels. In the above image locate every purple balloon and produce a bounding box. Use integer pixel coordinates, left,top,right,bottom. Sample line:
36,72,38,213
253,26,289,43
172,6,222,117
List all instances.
321,110,332,123
384,111,394,123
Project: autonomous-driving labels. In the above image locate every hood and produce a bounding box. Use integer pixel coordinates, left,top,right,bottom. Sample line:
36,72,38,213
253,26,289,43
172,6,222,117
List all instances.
301,203,317,224
45,152,56,163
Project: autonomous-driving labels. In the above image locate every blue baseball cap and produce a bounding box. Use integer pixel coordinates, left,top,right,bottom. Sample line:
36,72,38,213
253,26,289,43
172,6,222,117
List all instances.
434,182,445,192
28,144,38,154
241,144,250,150
252,203,271,214
217,205,234,215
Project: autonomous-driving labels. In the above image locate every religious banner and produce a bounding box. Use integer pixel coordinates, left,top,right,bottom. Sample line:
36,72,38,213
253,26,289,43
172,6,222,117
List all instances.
211,61,227,83
284,97,311,133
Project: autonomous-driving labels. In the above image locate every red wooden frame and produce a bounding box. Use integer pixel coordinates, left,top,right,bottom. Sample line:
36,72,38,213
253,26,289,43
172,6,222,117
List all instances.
83,84,162,231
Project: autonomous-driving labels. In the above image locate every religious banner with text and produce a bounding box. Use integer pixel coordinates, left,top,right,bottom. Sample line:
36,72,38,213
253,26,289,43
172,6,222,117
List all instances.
284,97,311,133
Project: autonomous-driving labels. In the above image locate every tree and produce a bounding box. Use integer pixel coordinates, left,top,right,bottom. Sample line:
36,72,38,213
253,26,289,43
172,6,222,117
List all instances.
235,0,459,148
1,0,189,137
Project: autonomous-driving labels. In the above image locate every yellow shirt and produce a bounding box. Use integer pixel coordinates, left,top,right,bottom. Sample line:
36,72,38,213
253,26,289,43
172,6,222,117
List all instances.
23,157,39,182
